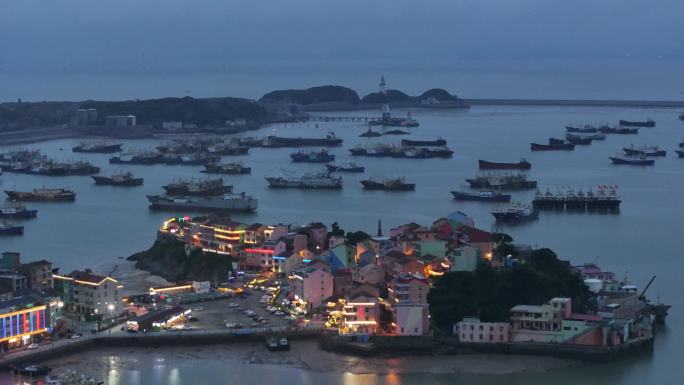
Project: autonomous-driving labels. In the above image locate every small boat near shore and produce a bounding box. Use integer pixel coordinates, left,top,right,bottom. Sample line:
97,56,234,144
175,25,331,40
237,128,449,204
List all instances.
451,189,511,202
201,162,251,174
326,162,365,173
478,159,531,170
5,188,76,202
609,155,655,166
8,363,51,376
361,177,415,191
92,172,144,186
531,138,575,151
148,193,257,212
619,119,655,127
622,145,666,157
265,336,290,351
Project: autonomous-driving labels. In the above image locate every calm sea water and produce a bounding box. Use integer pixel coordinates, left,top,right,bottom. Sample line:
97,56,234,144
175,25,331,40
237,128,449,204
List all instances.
1,105,683,384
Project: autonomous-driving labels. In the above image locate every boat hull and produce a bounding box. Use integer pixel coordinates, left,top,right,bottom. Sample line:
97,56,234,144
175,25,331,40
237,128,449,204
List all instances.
478,160,531,170
72,144,123,153
451,191,511,202
361,180,415,191
92,176,144,186
0,226,24,235
531,143,575,151
619,120,655,127
4,190,76,201
609,157,655,166
148,195,257,212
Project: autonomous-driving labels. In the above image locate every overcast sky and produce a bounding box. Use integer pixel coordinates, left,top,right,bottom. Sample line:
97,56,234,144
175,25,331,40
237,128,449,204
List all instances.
1,0,682,100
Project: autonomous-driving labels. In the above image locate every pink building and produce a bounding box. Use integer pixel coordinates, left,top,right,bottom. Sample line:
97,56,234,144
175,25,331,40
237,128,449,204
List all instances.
455,317,510,343
353,263,385,286
289,263,333,309
395,303,429,336
389,274,430,336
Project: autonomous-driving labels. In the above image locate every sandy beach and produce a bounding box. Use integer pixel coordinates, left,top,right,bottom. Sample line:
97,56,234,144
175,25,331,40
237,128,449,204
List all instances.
41,340,578,377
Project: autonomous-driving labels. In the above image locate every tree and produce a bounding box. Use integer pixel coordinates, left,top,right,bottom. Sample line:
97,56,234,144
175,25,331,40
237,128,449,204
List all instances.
329,222,345,237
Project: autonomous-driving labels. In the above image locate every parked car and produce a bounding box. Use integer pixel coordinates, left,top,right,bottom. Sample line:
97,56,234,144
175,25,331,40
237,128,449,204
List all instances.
70,334,82,339
27,343,39,350
188,316,199,322
274,311,285,316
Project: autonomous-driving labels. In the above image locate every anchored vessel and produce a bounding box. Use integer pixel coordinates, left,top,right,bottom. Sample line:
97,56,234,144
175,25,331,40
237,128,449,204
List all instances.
361,177,415,191
451,189,511,202
383,129,410,135
533,186,621,212
359,127,383,137
369,104,419,127
402,138,447,147
465,173,537,190
609,155,655,166
326,162,365,173
72,141,123,153
262,132,343,147
162,178,233,196
290,149,336,163
599,125,639,134
207,144,250,156
491,204,539,223
148,193,257,212
92,172,144,186
622,145,666,157
5,188,76,201
619,119,655,127
201,162,251,174
0,222,24,236
478,159,531,170
0,204,37,219
531,138,575,151
565,125,598,133
565,133,593,145
110,152,165,165
265,173,343,189
164,153,220,165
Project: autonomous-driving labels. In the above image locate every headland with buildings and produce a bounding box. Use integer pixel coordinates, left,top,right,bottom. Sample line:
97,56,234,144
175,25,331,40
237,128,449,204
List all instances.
0,209,670,379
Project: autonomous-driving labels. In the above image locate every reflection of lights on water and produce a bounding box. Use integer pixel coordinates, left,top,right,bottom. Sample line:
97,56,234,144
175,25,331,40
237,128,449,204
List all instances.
107,369,120,385
168,367,180,385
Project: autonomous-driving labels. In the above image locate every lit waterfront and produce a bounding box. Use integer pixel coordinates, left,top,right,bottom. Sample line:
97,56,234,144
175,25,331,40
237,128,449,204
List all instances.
1,105,683,384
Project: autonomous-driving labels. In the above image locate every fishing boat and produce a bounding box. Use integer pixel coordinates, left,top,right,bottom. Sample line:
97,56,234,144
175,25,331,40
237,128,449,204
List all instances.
491,204,539,223
619,119,655,127
162,178,232,196
565,133,593,145
206,144,250,156
383,129,410,135
369,105,419,127
0,204,38,219
0,222,24,235
402,138,447,147
478,159,531,170
5,188,76,201
361,177,415,191
265,173,343,189
290,149,335,163
565,125,598,133
326,162,365,172
622,145,666,157
92,172,144,186
359,127,382,137
530,138,575,151
72,141,123,153
262,131,343,147
609,155,655,166
465,173,537,190
451,189,511,202
148,193,257,213
201,162,251,174
109,152,165,165
598,125,639,134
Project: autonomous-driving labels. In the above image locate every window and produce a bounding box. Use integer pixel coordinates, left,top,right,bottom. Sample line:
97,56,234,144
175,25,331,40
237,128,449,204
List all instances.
414,328,418,333
401,327,405,333
479,334,483,340
479,325,483,331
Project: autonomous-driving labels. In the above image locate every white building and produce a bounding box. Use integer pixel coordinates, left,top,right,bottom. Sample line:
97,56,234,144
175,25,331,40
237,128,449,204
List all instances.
454,317,510,343
54,270,123,320
105,115,136,128
289,263,333,309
